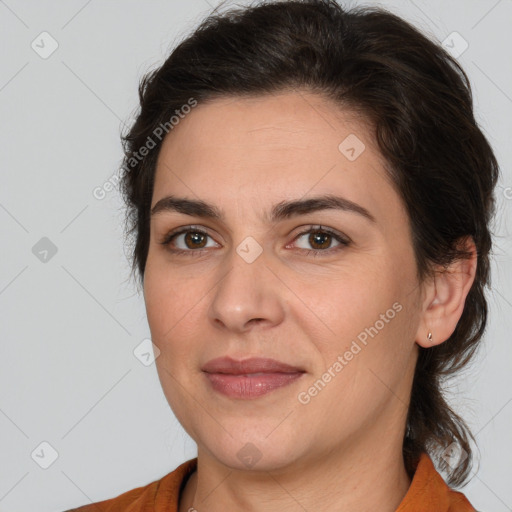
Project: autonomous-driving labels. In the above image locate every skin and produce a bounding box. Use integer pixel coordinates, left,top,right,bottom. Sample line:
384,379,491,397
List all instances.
143,90,477,512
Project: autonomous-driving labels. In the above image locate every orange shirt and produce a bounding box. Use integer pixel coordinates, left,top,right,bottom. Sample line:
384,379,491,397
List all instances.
65,452,476,511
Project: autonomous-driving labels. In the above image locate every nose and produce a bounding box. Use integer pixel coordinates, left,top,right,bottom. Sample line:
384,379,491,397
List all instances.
208,246,286,334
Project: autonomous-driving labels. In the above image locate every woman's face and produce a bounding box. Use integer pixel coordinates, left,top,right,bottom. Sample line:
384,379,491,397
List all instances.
144,91,424,471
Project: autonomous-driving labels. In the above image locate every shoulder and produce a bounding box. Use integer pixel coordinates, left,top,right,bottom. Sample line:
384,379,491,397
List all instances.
62,458,197,512
397,452,477,512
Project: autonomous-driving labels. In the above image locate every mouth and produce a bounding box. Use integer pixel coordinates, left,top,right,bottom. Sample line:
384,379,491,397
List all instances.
201,356,306,399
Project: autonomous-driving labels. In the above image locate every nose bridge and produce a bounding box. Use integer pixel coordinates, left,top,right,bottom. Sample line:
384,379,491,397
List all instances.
208,238,284,331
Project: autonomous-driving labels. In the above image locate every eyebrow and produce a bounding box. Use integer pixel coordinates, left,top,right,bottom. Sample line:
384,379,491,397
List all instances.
150,194,376,224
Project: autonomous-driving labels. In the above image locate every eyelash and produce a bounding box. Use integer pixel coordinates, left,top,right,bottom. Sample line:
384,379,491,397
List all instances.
159,225,351,257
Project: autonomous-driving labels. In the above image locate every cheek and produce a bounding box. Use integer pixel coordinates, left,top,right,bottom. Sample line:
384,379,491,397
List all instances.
144,264,197,363
298,256,417,380
145,269,204,428
297,301,416,443
295,263,397,340
144,254,198,331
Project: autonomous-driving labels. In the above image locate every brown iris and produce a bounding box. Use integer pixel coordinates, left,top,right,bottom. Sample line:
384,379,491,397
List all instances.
308,231,332,250
184,231,208,249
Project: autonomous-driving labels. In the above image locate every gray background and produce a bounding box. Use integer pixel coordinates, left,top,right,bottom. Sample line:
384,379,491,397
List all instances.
1,0,511,511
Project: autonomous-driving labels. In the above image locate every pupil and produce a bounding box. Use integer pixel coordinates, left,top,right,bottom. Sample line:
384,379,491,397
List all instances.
186,232,206,249
311,232,330,249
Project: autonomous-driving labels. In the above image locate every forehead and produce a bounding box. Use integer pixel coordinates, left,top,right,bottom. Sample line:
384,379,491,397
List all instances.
152,91,401,226
157,91,377,163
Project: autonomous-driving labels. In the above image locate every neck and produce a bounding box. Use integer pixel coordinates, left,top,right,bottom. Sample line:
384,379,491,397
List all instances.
179,435,412,512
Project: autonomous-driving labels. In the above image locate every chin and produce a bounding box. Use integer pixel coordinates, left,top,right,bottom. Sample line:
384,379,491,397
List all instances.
200,430,305,472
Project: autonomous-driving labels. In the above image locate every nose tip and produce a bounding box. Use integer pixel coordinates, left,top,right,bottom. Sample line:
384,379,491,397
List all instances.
208,259,286,334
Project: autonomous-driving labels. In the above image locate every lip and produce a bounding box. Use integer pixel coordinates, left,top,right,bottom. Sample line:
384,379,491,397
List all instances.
201,356,304,374
202,357,305,399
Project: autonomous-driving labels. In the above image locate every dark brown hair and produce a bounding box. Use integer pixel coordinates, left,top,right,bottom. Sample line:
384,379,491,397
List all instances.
119,0,499,487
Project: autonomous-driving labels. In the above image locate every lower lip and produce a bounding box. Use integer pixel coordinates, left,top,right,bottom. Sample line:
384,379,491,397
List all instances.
204,372,304,399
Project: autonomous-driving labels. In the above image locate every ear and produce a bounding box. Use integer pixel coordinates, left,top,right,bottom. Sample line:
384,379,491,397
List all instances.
415,236,478,348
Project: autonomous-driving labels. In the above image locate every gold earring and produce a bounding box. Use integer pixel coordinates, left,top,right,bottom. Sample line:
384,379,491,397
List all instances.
427,331,433,343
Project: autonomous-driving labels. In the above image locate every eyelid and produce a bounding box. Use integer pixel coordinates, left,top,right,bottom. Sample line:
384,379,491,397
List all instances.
290,225,351,246
159,224,218,247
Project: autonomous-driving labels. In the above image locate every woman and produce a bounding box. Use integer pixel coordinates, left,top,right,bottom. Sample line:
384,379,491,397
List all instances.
67,0,499,510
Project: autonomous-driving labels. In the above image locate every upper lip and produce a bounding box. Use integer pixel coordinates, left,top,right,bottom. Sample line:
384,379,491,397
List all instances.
201,357,305,374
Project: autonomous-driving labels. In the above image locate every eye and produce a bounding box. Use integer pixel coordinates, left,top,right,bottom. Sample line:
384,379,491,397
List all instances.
159,226,219,255
159,224,351,257
290,225,350,255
